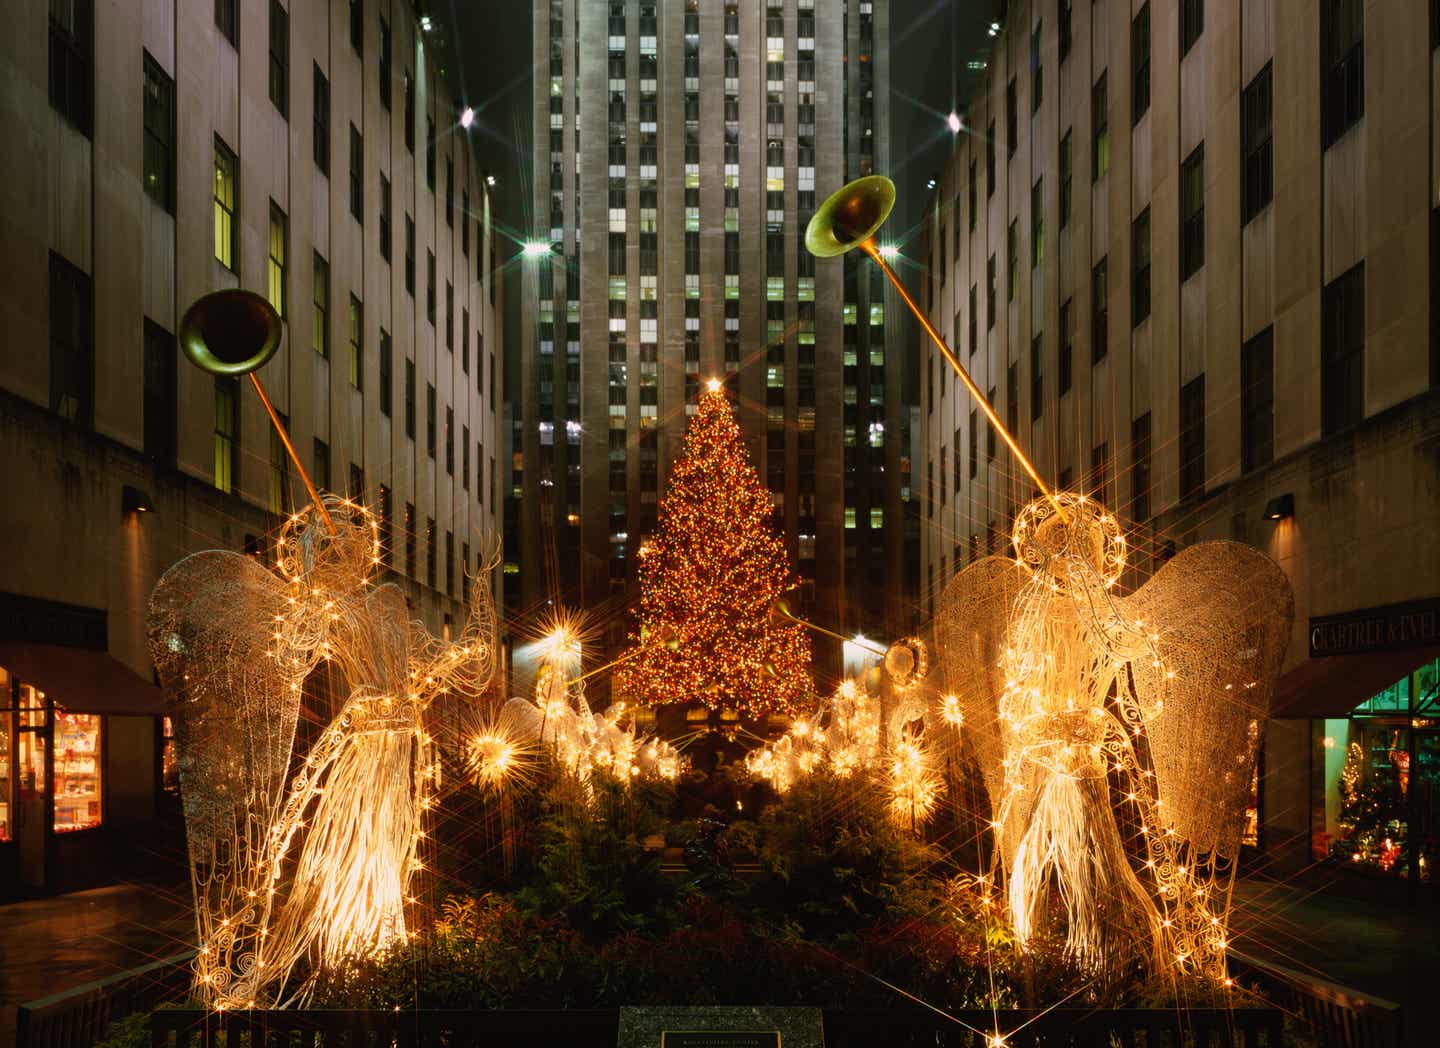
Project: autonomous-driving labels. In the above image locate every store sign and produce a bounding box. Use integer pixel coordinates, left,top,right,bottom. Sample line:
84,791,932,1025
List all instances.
1309,598,1440,658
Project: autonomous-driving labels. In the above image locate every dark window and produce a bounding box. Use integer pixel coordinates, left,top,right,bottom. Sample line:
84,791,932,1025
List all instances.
1059,298,1074,394
142,52,175,213
1059,0,1072,62
1091,258,1108,363
404,71,415,152
426,382,436,457
404,358,416,439
968,408,978,477
378,16,391,108
1007,220,1019,301
1241,63,1273,224
378,485,392,565
445,282,454,350
1090,442,1108,505
1006,78,1018,157
402,503,416,578
379,328,392,417
1181,0,1204,56
312,252,328,356
426,518,436,588
1179,375,1206,500
1132,4,1150,125
268,0,288,118
463,425,471,490
968,159,977,231
1181,144,1205,279
143,319,176,465
215,0,237,46
1006,363,1019,436
349,0,363,56
1131,413,1152,520
1132,208,1151,325
312,438,330,491
986,254,996,329
49,252,93,427
462,192,470,256
446,157,454,227
426,251,435,323
986,388,997,458
1091,73,1109,181
405,215,415,295
446,531,455,596
1322,0,1364,149
1032,179,1044,269
1032,22,1043,113
1030,334,1043,421
986,121,996,195
1059,130,1072,228
462,310,470,373
50,0,93,136
445,406,455,475
968,284,978,354
312,65,329,173
348,124,363,221
1241,327,1275,472
379,175,391,261
1322,262,1365,434
348,462,364,502
347,294,362,389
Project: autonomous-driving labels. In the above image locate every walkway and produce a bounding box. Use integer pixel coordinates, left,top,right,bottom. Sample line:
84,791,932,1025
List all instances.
1230,871,1440,1034
0,879,193,1045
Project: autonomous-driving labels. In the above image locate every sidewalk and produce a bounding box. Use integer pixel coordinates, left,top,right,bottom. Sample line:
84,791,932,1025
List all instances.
1229,872,1440,1023
0,880,194,1046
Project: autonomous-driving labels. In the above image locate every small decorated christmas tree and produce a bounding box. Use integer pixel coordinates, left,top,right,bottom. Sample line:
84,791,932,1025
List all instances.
617,382,812,717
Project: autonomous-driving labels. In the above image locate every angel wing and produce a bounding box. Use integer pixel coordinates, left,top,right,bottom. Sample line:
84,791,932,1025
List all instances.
1122,541,1293,856
933,554,1031,869
146,550,309,852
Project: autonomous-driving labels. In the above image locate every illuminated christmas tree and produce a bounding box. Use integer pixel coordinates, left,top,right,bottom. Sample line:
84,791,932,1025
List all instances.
618,381,812,716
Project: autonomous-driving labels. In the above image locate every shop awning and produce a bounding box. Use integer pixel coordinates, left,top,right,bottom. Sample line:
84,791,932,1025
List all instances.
0,642,163,716
1271,645,1440,718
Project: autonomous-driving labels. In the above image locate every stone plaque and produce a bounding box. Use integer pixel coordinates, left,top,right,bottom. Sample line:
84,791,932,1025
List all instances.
618,1006,822,1048
660,1033,780,1048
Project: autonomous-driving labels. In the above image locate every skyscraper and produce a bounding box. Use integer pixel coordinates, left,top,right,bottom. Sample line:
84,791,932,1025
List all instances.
512,0,913,682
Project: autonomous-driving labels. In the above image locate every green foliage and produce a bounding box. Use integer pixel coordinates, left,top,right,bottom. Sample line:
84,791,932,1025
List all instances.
94,1012,149,1048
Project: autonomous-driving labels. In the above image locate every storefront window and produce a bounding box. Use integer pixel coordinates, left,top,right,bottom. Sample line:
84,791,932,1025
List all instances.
161,715,179,795
53,709,101,832
19,682,46,798
1319,658,1439,882
0,670,10,842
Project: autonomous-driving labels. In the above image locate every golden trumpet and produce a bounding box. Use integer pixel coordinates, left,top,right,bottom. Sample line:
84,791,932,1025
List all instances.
805,176,1067,523
178,290,334,533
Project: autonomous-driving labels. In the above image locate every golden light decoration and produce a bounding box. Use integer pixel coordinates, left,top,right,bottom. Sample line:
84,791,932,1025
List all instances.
496,618,683,789
934,491,1293,984
148,495,500,1009
618,384,812,717
465,718,537,792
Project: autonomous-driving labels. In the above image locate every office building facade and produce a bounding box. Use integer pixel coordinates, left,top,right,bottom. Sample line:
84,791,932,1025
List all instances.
513,0,914,681
918,0,1439,878
0,0,503,895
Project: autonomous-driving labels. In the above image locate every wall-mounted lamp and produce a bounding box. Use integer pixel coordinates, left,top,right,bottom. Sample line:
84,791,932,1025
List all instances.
1263,493,1294,521
122,485,154,517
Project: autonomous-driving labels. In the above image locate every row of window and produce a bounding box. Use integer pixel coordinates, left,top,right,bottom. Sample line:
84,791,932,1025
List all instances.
927,259,1367,527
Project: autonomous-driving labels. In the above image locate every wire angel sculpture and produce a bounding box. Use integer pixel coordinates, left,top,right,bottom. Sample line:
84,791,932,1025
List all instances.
934,493,1292,984
147,495,499,1008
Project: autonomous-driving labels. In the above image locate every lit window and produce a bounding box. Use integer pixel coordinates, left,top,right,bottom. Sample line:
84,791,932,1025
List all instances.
267,202,287,316
213,137,237,269
53,709,102,832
